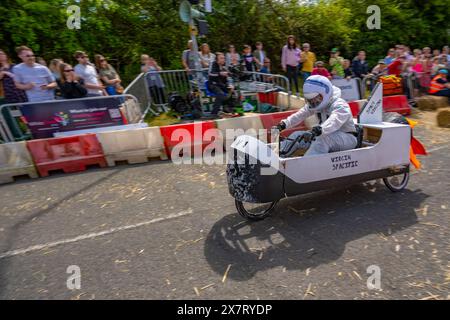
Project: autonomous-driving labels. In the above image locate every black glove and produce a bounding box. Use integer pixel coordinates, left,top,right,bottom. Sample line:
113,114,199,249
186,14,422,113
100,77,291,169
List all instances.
303,131,314,143
277,121,286,132
311,125,322,137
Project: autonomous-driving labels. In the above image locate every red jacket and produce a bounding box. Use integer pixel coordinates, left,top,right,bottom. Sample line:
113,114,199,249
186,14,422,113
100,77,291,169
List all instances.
388,59,403,76
312,67,331,78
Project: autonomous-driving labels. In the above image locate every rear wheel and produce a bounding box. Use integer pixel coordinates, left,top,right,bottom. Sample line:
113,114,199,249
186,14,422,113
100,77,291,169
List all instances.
383,172,410,192
235,200,279,221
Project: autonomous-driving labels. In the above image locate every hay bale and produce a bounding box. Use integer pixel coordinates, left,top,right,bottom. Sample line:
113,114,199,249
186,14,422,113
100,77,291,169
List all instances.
437,108,450,128
415,95,448,111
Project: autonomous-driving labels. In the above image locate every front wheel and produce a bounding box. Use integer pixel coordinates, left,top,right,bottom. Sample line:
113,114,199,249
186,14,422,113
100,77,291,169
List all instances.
235,200,279,221
383,172,410,192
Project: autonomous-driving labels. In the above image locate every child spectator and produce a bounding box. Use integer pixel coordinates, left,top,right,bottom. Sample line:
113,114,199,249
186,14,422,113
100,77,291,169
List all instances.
225,45,240,68
301,43,317,80
241,45,256,72
371,60,388,77
253,42,268,72
384,48,396,65
311,61,332,80
260,58,271,74
329,48,344,79
342,59,353,80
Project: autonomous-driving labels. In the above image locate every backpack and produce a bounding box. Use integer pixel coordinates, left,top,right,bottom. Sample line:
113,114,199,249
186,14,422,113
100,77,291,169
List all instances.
168,92,188,114
186,91,203,119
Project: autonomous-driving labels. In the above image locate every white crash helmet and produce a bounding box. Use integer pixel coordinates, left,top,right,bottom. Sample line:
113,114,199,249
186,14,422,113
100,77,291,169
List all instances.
303,75,333,111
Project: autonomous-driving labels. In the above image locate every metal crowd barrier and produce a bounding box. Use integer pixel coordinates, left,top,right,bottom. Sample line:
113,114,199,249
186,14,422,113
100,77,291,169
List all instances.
124,73,154,118
129,68,293,113
0,94,139,143
242,71,292,109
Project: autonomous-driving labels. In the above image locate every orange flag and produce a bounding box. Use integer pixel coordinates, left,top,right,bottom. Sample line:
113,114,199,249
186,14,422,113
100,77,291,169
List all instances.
406,118,427,169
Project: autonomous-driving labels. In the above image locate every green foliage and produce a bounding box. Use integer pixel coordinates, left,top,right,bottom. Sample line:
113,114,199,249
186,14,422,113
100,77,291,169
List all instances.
0,0,448,85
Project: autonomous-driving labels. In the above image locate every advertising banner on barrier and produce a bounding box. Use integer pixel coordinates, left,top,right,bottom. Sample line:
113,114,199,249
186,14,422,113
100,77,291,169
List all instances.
331,78,361,102
20,97,124,139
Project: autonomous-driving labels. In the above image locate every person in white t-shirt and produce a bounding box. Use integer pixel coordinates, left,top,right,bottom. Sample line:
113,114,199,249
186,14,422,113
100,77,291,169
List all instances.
13,45,57,102
73,51,105,96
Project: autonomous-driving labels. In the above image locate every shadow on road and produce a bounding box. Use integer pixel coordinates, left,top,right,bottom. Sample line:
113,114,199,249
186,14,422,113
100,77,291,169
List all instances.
204,183,428,281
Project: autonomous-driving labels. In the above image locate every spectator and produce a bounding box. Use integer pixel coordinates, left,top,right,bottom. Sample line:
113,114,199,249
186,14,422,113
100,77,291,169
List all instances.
342,59,353,80
433,49,441,58
387,55,406,76
404,46,414,62
409,49,423,73
430,56,445,76
410,50,425,96
199,43,215,69
0,49,27,103
395,45,405,58
311,61,332,80
36,57,47,67
141,55,166,105
422,47,432,59
443,46,450,67
13,46,57,102
74,51,105,96
49,58,63,99
241,45,256,72
57,63,88,99
301,43,316,81
420,49,433,89
253,42,268,72
225,45,240,68
182,40,198,72
208,53,232,118
384,48,396,65
329,48,344,79
351,50,369,78
429,69,450,100
370,60,388,78
95,54,122,96
49,59,63,81
261,57,271,74
281,35,301,93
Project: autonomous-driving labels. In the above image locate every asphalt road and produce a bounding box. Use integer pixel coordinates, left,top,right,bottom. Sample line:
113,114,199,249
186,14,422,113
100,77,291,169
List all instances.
0,111,449,300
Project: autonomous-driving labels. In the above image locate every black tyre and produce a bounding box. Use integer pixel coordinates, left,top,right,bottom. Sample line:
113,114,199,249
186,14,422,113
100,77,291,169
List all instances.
383,172,410,192
235,199,279,221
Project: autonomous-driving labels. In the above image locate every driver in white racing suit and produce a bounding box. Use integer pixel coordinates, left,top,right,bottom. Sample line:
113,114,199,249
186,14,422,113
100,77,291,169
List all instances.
278,75,357,157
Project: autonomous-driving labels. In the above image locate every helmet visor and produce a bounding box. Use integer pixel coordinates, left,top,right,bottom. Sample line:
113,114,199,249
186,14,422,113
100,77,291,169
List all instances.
305,94,323,109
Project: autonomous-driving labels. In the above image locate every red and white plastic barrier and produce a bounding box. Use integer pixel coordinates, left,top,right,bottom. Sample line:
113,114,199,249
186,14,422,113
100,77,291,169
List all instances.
26,134,107,177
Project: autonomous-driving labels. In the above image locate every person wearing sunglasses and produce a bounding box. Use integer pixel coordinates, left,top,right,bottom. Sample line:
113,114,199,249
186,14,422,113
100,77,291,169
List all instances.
74,51,105,96
12,45,57,102
277,75,357,157
95,54,122,96
57,63,87,99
